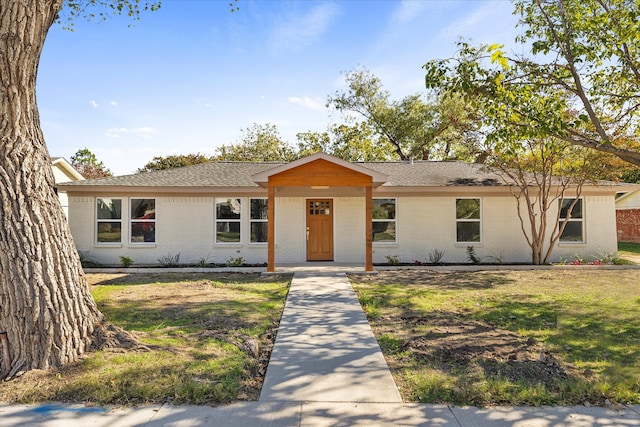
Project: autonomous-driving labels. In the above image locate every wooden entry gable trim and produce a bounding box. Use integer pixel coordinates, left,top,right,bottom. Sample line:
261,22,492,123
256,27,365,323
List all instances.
261,153,384,273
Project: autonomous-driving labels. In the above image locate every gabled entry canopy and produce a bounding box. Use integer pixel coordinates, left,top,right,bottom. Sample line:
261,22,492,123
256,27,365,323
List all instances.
252,152,388,187
252,153,386,273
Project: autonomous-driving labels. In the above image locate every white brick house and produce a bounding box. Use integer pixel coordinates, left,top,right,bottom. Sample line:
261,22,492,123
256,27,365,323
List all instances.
58,152,623,270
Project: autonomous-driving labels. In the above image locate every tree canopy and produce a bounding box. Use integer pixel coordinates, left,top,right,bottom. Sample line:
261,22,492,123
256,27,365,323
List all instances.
71,148,112,178
213,123,297,162
328,67,483,162
424,0,640,167
138,153,212,172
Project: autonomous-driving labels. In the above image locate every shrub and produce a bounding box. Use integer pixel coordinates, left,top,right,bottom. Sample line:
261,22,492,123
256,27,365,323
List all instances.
466,246,480,264
385,255,400,265
428,249,445,265
119,256,134,268
158,253,181,267
226,256,244,267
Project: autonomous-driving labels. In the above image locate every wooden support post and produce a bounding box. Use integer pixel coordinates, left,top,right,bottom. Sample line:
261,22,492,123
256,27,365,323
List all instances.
365,185,373,271
267,184,275,272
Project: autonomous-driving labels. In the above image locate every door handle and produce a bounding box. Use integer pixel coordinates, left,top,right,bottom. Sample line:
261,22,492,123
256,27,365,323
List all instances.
306,227,310,241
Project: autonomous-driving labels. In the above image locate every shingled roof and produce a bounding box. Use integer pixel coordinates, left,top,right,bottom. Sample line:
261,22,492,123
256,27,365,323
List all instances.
56,159,511,190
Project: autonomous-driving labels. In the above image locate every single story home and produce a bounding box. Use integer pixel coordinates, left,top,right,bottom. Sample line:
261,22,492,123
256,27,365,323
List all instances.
58,152,627,271
51,157,85,217
616,189,640,243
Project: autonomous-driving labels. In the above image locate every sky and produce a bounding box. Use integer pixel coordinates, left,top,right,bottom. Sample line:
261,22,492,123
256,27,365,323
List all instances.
38,0,521,176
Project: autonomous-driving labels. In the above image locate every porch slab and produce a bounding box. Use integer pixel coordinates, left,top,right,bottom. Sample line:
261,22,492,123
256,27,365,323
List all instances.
259,272,401,403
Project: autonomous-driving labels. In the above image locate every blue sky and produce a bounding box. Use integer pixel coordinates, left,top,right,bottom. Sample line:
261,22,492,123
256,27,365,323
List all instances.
38,0,520,175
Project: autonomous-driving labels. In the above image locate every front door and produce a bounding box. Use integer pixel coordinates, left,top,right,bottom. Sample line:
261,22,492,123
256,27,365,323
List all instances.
306,199,334,261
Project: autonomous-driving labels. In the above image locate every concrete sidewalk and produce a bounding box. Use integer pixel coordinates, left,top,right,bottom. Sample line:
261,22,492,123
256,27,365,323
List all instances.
2,271,640,426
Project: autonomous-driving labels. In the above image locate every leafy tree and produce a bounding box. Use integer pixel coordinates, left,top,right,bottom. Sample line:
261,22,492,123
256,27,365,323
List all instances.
424,0,640,167
0,0,168,379
71,148,112,178
328,67,482,161
138,153,212,172
213,123,297,162
486,136,599,264
296,123,396,162
621,169,640,184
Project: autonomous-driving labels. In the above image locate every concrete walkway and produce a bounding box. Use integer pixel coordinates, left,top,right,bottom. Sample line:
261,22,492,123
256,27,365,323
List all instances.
3,269,640,426
260,271,402,403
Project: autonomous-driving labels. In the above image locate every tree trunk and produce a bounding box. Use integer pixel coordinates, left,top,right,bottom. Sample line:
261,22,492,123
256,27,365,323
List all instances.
0,0,128,379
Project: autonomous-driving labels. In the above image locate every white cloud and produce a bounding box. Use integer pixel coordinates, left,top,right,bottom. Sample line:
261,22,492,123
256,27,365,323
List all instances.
390,0,429,26
109,101,118,107
89,100,99,109
105,127,157,140
289,96,325,111
270,2,341,52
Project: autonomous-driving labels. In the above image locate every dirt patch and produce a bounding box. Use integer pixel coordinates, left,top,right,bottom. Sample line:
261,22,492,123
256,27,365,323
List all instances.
350,270,588,403
399,314,575,385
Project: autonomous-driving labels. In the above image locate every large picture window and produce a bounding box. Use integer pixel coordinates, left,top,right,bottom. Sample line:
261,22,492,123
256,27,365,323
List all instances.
131,198,156,243
559,198,583,242
372,198,396,242
96,198,122,243
456,198,481,243
216,198,241,243
250,198,268,243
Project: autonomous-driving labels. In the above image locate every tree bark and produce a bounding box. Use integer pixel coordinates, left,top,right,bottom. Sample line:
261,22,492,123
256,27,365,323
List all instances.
0,0,126,378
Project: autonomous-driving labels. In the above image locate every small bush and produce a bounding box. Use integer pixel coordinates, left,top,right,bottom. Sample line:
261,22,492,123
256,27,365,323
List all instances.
119,256,134,268
226,256,244,267
385,255,400,265
428,249,445,264
466,246,480,264
158,253,181,267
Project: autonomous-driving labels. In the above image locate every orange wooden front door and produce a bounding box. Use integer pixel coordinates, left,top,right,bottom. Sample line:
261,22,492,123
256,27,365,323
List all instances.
306,199,334,261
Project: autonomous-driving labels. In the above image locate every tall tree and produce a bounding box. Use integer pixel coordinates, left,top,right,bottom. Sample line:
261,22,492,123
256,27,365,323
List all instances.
71,148,112,178
0,0,158,379
328,67,482,161
138,153,212,172
296,123,396,162
424,0,640,167
213,123,296,162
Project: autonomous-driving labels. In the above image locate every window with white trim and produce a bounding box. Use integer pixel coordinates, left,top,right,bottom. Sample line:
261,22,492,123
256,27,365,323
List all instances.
250,198,268,243
215,198,241,243
456,198,481,243
96,198,122,243
559,198,583,242
372,198,396,242
130,198,156,243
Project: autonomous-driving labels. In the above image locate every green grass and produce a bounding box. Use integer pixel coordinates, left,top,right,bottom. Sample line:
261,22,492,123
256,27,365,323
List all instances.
351,269,640,406
619,242,640,256
0,273,290,406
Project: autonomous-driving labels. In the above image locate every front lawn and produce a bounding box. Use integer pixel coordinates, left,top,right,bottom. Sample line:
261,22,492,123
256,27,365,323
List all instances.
0,273,291,405
350,269,640,406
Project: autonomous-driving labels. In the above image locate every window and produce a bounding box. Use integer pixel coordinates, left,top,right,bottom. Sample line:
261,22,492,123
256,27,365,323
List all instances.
130,198,156,243
216,198,241,243
250,198,268,243
456,198,481,243
372,198,396,242
96,198,122,243
559,198,583,242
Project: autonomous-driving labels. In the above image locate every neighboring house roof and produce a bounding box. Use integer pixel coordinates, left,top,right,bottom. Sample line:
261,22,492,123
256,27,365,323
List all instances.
616,188,640,209
51,157,85,183
56,153,627,193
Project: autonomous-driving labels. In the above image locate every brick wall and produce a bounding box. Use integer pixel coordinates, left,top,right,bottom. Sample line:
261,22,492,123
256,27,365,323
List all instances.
617,209,640,243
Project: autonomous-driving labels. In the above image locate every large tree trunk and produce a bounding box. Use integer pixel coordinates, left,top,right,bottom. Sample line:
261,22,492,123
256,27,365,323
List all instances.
0,0,125,379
